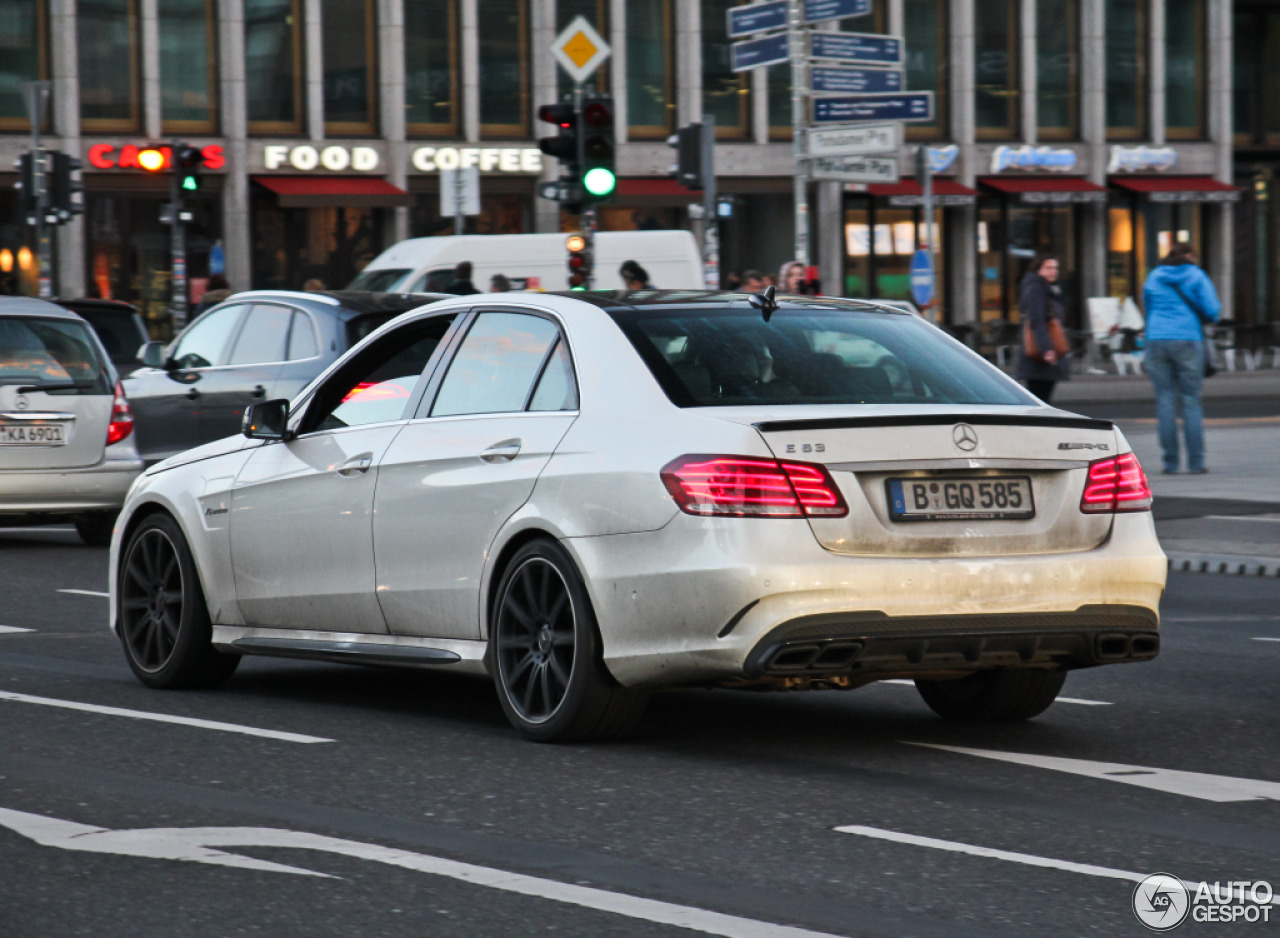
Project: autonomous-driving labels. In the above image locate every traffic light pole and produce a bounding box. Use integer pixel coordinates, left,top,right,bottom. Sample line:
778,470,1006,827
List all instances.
573,83,595,290
701,117,719,289
169,138,189,328
788,0,809,267
23,81,52,298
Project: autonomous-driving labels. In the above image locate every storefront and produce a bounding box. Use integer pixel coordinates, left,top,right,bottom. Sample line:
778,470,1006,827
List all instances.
405,144,543,239
0,183,39,297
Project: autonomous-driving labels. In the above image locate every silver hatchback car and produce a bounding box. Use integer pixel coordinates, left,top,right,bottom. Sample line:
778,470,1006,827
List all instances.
0,297,143,545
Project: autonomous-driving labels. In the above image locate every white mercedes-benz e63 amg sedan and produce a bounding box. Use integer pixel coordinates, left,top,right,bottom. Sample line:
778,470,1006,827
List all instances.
108,290,1165,741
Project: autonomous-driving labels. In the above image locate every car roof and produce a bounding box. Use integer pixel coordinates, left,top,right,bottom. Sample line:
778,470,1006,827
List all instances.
543,290,911,315
0,296,89,320
54,297,141,316
220,289,450,317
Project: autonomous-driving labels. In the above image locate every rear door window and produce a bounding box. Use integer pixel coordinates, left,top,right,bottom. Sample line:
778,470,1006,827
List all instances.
227,304,293,365
170,304,246,369
0,317,110,393
429,312,561,417
287,310,319,360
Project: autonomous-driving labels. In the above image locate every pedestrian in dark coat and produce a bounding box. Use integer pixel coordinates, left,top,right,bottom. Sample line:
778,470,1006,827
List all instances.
446,261,480,295
1014,254,1070,403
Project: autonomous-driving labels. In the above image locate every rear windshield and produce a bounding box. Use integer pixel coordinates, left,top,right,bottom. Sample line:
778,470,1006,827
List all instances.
74,308,145,365
610,306,1036,407
0,317,112,393
347,268,410,292
345,312,403,348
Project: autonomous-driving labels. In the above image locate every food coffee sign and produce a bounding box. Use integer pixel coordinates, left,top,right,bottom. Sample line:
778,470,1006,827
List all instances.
259,144,542,175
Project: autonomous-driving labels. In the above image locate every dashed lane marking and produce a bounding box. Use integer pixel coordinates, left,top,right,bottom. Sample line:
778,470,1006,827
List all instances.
879,679,1111,706
0,626,34,634
0,691,332,744
907,743,1280,803
1254,637,1280,643
57,589,109,598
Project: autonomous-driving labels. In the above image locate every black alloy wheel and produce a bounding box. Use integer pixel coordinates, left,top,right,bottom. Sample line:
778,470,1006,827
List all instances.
492,539,647,742
118,513,239,689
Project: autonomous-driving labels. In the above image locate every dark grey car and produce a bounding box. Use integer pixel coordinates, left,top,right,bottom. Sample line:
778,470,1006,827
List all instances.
125,290,445,464
56,298,150,378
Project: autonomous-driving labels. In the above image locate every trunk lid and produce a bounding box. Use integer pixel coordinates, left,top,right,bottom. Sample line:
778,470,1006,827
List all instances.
0,383,112,470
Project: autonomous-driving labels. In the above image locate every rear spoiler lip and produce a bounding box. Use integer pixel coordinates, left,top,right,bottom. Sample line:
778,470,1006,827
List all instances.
753,413,1115,433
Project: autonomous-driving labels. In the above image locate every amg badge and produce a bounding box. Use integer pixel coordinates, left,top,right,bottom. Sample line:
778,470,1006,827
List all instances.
1058,442,1110,451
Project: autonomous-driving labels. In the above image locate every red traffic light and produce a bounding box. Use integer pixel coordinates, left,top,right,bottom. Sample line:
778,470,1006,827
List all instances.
538,103,575,129
583,100,611,127
568,253,586,270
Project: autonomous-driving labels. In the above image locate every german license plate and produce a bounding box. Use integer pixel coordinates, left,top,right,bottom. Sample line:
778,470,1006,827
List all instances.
887,476,1034,522
0,423,66,445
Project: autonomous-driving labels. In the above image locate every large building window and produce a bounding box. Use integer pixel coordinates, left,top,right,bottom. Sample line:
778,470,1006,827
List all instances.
1164,0,1204,139
0,0,47,130
557,0,608,99
626,0,673,137
975,0,1018,138
245,0,303,133
904,0,948,139
323,0,375,133
702,0,750,139
478,0,528,136
405,0,458,136
1036,0,1077,138
80,0,140,130
1105,0,1145,139
159,0,216,132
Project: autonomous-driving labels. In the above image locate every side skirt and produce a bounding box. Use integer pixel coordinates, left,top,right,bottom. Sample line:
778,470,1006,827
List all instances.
210,625,491,676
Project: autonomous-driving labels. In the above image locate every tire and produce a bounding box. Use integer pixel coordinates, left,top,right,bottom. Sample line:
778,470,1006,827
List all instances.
117,513,240,689
491,539,648,742
915,668,1066,722
75,512,117,547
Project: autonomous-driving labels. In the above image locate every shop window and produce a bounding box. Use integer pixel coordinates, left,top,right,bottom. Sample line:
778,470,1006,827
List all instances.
978,199,1077,325
1036,0,1077,139
410,192,530,239
843,198,945,313
0,191,39,297
323,0,376,134
557,0,609,99
0,0,48,130
974,0,1018,139
245,0,303,134
478,0,529,137
1104,0,1145,140
1233,6,1280,145
159,0,217,133
405,0,458,136
80,0,140,131
626,0,674,138
1108,195,1202,302
904,0,948,140
1164,0,1204,139
251,191,385,293
702,0,750,139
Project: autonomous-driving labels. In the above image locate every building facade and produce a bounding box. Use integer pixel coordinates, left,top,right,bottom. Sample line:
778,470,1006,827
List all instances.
0,0,1238,337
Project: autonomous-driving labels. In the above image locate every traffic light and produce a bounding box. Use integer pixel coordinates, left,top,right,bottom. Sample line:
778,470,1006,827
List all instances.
50,151,84,223
580,97,616,201
538,103,579,175
137,145,168,173
175,144,205,192
14,152,37,218
666,123,705,191
566,233,591,289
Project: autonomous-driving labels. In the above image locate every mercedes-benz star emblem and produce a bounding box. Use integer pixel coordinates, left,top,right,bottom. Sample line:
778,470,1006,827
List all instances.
952,423,978,452
14,394,29,411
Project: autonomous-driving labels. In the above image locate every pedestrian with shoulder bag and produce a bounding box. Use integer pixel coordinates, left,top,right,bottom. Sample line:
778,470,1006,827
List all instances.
1015,254,1071,403
1141,242,1221,474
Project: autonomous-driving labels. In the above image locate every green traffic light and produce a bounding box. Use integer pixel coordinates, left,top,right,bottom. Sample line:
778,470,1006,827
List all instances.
182,175,199,191
583,167,616,197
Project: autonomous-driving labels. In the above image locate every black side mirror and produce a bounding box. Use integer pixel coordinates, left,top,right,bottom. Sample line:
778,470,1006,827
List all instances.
243,399,290,440
140,341,170,369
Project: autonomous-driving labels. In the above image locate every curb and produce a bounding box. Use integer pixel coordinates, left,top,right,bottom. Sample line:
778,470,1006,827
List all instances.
1165,552,1280,577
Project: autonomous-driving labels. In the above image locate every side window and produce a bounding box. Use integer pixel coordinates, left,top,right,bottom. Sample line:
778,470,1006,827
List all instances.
304,315,456,433
429,312,560,418
170,304,245,369
529,338,579,412
287,311,319,360
228,304,292,365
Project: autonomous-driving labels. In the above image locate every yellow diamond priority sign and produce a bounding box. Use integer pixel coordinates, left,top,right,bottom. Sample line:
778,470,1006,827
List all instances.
551,16,611,84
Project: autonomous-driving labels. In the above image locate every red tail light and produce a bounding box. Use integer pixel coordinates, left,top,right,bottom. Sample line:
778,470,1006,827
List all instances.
1080,452,1152,513
106,380,134,446
661,455,849,518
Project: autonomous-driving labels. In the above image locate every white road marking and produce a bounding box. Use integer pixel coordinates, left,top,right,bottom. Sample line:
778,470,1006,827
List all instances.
1204,515,1280,523
57,589,109,598
1254,637,1280,643
834,826,1280,906
0,626,34,634
878,679,1110,706
0,807,848,938
0,691,332,744
909,743,1280,803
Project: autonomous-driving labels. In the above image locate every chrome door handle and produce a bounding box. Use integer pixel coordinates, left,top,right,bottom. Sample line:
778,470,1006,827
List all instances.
480,440,522,463
336,454,373,477
251,384,267,398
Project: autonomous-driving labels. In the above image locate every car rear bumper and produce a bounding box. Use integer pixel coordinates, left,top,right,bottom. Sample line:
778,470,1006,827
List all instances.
0,461,143,515
565,511,1167,688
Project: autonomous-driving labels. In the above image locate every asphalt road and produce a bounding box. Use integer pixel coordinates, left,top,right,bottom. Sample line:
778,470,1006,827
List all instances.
1,529,1277,938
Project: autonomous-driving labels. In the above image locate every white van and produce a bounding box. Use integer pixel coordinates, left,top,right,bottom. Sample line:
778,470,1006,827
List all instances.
347,231,704,293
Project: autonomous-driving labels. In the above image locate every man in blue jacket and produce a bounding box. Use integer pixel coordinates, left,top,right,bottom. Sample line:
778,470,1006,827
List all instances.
1142,242,1221,474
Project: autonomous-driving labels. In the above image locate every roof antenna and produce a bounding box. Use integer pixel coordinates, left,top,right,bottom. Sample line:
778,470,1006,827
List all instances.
750,285,779,322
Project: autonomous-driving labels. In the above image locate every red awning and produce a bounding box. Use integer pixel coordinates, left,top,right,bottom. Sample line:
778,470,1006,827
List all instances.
1109,175,1240,203
865,178,978,206
253,176,412,208
980,176,1108,204
616,178,701,197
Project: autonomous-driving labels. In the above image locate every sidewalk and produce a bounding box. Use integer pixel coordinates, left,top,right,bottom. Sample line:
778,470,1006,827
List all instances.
1053,364,1280,406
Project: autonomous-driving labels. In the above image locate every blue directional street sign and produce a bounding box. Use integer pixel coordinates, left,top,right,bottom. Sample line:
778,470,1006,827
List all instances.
731,32,790,72
810,66,903,95
910,249,934,306
804,0,872,24
812,91,934,123
727,0,788,38
808,31,903,66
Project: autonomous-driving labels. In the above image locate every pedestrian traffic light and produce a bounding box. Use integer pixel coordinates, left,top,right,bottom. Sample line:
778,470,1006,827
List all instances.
137,146,167,173
566,233,591,289
581,97,616,201
50,151,84,223
14,152,37,218
538,103,579,174
666,123,704,191
175,144,205,192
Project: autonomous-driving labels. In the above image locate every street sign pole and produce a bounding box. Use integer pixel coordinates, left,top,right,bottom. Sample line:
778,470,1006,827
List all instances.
23,81,51,298
789,0,809,266
917,145,936,321
170,138,189,328
701,116,719,289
